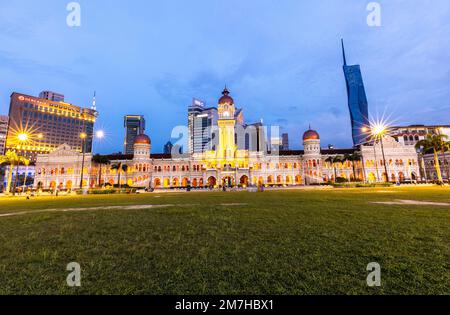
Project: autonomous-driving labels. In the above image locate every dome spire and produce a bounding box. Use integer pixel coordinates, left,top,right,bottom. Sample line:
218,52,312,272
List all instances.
219,85,234,105
222,85,230,96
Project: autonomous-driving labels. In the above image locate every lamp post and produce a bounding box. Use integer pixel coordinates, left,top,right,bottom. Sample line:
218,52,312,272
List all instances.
79,132,87,189
372,125,390,183
79,130,104,190
361,127,380,182
12,133,29,194
362,124,390,183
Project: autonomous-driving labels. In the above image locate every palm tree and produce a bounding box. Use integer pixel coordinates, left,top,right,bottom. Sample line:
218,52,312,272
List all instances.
92,154,110,187
0,150,30,195
344,152,362,182
110,162,128,189
415,134,448,184
325,155,344,182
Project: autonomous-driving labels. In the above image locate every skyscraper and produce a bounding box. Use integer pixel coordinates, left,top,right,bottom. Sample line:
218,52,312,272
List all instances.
342,39,369,146
188,98,218,154
124,115,146,154
6,92,98,161
163,141,173,154
0,115,8,155
281,133,289,150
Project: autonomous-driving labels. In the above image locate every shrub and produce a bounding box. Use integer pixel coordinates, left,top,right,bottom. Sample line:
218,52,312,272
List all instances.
335,177,348,183
333,182,394,188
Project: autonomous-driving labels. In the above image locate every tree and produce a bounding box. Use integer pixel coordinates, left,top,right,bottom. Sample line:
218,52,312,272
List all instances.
92,154,110,187
344,152,362,182
325,155,344,182
0,150,30,194
415,134,448,184
110,162,128,189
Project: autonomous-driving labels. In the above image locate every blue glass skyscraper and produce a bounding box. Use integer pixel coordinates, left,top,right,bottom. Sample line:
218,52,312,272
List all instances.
342,39,369,146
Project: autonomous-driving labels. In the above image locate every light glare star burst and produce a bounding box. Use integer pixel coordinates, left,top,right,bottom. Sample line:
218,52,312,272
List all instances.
360,110,398,143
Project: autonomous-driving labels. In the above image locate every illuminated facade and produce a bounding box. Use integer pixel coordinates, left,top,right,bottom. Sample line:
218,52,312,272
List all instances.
391,125,450,146
6,92,98,161
34,88,421,190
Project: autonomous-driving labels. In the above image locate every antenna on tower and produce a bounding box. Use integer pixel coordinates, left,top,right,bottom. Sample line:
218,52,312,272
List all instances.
341,38,347,66
91,91,97,110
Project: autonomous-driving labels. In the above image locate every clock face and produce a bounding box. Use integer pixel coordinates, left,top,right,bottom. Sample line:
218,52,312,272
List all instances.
223,111,230,118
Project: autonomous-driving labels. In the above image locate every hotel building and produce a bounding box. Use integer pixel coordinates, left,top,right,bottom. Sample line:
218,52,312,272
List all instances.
5,92,98,161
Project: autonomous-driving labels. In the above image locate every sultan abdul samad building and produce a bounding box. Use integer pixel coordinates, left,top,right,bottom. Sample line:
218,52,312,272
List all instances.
34,87,421,190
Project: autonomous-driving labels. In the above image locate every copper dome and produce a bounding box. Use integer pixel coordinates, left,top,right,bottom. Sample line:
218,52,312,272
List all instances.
218,86,234,105
303,129,320,141
134,134,151,145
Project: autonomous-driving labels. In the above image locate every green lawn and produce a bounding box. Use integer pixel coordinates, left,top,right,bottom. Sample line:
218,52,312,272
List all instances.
0,186,449,295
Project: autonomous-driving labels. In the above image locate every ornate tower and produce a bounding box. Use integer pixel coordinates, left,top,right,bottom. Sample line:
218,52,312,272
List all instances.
217,87,236,159
303,128,321,156
133,134,151,160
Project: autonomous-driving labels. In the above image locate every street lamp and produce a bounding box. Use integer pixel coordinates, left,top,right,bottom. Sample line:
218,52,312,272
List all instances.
79,130,104,189
370,123,390,183
13,133,29,194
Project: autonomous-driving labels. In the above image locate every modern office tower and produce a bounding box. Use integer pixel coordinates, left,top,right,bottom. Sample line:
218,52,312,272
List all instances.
38,91,65,102
6,92,98,161
124,115,146,154
0,115,8,154
188,98,218,154
341,39,370,146
244,121,266,152
163,141,173,154
281,133,289,150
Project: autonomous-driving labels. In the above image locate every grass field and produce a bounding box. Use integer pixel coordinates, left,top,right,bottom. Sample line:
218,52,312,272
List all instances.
0,186,449,295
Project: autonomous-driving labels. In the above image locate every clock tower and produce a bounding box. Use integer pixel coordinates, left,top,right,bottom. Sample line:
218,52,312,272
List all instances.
217,87,236,159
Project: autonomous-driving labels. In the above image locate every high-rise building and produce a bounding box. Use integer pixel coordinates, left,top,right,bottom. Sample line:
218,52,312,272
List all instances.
6,92,98,161
0,115,8,154
242,122,266,152
124,115,146,154
163,141,173,154
188,98,218,154
281,133,289,150
38,91,65,102
342,39,370,146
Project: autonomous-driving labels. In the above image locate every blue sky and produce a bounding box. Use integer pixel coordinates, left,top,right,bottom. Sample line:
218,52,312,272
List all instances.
1,0,449,153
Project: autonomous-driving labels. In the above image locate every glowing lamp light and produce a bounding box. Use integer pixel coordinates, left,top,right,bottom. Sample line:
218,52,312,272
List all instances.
18,133,29,142
371,124,387,137
96,130,105,139
80,132,87,139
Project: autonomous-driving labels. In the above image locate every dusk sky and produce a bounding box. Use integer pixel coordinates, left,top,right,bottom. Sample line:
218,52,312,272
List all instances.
1,0,449,153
